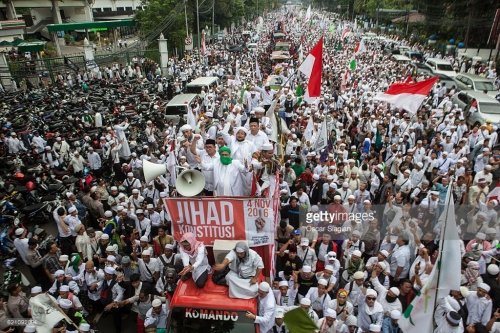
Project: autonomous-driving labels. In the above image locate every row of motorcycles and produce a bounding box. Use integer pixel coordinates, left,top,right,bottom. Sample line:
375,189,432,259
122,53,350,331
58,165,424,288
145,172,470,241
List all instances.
0,77,187,296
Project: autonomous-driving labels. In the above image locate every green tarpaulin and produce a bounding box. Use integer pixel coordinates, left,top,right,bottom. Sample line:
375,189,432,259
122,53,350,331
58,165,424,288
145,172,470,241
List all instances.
47,19,136,32
17,41,46,53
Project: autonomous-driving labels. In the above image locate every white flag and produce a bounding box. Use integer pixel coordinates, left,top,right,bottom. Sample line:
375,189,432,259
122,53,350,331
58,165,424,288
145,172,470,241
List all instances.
265,99,279,144
313,118,328,151
399,184,461,332
186,105,196,129
435,183,462,298
166,143,177,186
255,59,262,81
304,116,314,141
305,5,311,21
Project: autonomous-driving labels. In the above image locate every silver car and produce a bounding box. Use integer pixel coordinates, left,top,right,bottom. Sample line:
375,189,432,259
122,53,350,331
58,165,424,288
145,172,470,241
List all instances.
453,73,499,98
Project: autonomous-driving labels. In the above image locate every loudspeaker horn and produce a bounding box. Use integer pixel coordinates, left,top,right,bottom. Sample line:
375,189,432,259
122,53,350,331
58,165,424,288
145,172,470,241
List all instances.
143,159,167,184
176,169,206,197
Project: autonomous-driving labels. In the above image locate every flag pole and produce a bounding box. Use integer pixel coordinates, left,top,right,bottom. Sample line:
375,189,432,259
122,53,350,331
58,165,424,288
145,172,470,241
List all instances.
432,177,455,329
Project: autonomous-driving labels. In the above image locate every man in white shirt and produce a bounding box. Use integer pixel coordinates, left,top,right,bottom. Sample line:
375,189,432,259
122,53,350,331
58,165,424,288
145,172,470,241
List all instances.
144,299,168,329
305,279,331,318
389,235,411,284
138,250,160,283
13,228,29,265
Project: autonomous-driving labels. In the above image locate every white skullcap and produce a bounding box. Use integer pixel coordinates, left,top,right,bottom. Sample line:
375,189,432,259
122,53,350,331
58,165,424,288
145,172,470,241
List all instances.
100,234,109,240
59,255,69,261
104,210,113,217
318,279,328,286
365,288,377,297
105,245,115,252
106,255,116,262
324,265,334,271
31,286,42,294
345,315,358,326
59,285,70,292
140,236,149,242
58,298,73,309
353,271,364,280
152,299,162,307
236,127,248,135
302,265,312,273
389,287,400,296
79,323,91,332
352,250,362,257
324,308,337,318
258,282,270,292
68,206,77,213
142,250,151,256
15,228,24,236
104,266,116,275
300,298,311,306
369,324,381,332
478,282,491,292
54,270,65,277
165,244,174,250
487,264,499,275
278,280,288,287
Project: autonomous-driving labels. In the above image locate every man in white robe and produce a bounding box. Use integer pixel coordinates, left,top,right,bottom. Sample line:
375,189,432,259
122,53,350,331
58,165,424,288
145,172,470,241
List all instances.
113,119,131,159
199,146,251,196
245,282,276,333
213,241,264,299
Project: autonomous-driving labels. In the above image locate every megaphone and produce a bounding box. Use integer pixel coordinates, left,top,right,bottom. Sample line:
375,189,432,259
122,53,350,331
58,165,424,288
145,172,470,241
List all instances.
143,159,167,184
176,169,206,197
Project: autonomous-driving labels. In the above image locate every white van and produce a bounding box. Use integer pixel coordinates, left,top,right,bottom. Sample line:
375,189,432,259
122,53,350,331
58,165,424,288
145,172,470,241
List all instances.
392,54,412,65
425,58,457,78
186,76,220,94
165,93,198,124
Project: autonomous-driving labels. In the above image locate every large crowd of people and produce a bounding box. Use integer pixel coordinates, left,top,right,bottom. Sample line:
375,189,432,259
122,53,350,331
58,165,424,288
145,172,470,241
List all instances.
0,5,499,333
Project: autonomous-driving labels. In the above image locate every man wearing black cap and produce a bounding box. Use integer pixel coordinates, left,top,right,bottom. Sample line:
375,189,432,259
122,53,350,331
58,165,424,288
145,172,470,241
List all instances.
246,117,270,150
191,135,219,196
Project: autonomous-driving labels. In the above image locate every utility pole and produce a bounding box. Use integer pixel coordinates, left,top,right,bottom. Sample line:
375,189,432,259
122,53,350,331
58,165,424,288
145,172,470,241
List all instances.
212,0,215,41
196,0,200,51
185,0,189,37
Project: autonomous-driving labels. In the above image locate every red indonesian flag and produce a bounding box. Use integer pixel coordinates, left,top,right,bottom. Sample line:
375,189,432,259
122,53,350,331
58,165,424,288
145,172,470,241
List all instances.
354,39,366,54
341,27,350,40
298,37,323,103
404,75,414,83
375,76,439,113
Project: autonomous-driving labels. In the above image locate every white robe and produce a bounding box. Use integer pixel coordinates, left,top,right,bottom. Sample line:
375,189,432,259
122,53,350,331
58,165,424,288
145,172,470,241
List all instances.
113,123,131,158
201,159,249,196
225,249,264,299
255,292,276,333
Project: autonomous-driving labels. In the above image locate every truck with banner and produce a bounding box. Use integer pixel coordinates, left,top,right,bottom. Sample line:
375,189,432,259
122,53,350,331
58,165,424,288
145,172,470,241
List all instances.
167,266,258,333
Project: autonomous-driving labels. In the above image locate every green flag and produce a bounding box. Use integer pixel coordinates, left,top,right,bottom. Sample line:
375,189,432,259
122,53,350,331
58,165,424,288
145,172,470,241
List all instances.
295,84,304,105
335,43,342,51
328,24,336,33
283,307,318,333
349,58,357,71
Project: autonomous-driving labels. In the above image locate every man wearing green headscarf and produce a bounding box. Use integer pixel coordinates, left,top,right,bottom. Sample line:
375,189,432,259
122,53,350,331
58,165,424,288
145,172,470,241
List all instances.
199,146,251,196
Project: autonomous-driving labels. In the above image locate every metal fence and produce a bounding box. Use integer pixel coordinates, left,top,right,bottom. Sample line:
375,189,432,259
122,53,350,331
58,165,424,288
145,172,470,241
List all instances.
7,49,160,83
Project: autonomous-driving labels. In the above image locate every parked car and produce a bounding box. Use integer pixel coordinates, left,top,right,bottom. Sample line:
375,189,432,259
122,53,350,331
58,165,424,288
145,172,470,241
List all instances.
453,73,499,98
451,91,500,126
425,58,457,78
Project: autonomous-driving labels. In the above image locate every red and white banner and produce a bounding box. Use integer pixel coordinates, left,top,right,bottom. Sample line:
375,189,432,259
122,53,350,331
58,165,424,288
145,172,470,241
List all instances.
164,197,277,246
